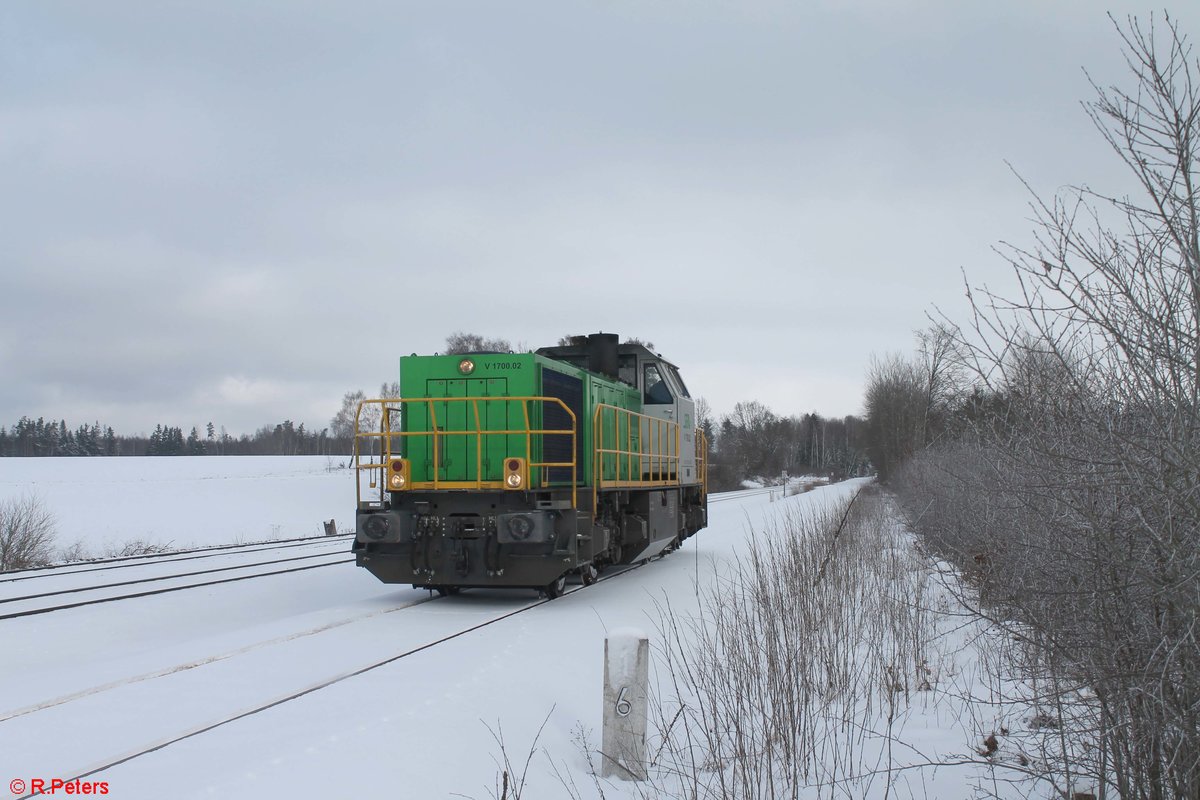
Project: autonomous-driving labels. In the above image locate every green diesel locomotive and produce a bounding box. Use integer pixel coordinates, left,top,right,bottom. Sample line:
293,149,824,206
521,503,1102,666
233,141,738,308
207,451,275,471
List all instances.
351,333,707,597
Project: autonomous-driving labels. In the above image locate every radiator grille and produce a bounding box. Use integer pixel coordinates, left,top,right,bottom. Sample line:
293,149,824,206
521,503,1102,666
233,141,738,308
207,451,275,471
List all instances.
541,368,583,484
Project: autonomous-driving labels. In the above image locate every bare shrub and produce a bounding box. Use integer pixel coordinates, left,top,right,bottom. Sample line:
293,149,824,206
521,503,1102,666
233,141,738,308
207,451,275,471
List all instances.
57,539,91,563
643,487,943,797
0,494,57,570
463,710,555,800
103,539,175,557
890,15,1200,796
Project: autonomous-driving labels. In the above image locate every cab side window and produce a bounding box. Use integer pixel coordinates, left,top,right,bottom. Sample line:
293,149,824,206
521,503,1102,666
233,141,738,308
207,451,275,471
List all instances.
643,363,673,404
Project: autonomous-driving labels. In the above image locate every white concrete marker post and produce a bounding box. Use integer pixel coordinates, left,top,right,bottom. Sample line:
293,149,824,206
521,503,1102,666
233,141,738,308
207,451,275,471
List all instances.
601,628,650,780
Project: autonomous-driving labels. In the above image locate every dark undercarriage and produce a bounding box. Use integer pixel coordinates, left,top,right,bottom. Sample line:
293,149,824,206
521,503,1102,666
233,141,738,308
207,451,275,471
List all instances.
353,486,706,596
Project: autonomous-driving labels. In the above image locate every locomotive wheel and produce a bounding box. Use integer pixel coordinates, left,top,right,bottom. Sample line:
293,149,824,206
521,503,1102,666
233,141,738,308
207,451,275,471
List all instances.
434,586,461,597
580,564,599,586
542,574,567,599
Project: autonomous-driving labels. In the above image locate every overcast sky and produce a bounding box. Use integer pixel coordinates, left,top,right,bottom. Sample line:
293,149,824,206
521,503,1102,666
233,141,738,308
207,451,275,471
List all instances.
1,1,1188,436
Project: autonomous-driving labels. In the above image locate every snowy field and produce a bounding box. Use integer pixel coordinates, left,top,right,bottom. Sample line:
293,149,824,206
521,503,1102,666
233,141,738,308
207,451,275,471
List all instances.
0,460,1042,799
0,456,353,554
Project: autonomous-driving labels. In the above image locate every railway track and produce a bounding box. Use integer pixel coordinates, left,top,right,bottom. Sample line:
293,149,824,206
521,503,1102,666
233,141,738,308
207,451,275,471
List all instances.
0,549,353,620
1,487,810,621
2,485,840,794
708,484,815,504
0,488,795,620
0,589,440,724
3,486,785,582
0,533,354,584
11,560,649,798
1,556,647,725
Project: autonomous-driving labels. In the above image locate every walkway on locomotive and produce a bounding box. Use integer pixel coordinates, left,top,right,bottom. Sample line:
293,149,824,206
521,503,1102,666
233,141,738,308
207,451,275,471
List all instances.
352,342,707,516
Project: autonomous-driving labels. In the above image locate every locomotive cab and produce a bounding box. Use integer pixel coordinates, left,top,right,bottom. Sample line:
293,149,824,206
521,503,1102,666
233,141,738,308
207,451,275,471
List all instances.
637,357,697,484
556,337,698,485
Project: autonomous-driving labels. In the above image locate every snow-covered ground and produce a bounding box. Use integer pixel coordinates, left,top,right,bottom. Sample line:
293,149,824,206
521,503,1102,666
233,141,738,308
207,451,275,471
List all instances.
0,456,352,554
0,459,1037,799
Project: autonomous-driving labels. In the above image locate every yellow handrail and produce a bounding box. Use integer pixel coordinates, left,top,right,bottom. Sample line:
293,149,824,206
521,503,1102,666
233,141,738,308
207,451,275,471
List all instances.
591,403,689,516
353,397,708,519
354,396,577,509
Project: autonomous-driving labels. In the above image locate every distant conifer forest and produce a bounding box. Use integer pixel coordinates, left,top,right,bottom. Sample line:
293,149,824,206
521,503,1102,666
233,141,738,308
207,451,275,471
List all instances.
0,416,347,457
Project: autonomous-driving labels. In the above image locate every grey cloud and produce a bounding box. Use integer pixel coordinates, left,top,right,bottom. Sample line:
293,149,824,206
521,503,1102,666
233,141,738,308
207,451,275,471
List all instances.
1,0,1191,434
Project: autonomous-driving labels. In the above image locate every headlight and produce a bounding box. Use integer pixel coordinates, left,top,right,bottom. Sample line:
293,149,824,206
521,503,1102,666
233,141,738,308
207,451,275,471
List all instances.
458,358,475,375
387,459,410,491
503,457,526,489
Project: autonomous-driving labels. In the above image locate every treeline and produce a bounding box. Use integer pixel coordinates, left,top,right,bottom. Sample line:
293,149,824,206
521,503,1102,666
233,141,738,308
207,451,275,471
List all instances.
6,326,865,473
0,402,864,475
703,401,867,491
0,417,347,457
864,19,1200,797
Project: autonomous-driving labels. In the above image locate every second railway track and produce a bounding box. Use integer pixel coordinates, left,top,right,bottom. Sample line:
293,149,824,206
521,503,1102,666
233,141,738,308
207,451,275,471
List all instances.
0,549,353,620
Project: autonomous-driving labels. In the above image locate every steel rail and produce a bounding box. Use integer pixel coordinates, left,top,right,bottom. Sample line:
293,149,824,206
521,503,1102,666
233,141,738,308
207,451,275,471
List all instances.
707,486,777,503
0,536,352,584
0,533,352,581
0,557,353,622
0,551,350,605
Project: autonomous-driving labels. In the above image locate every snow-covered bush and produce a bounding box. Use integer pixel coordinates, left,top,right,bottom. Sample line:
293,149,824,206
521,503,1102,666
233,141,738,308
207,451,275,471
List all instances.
0,493,56,571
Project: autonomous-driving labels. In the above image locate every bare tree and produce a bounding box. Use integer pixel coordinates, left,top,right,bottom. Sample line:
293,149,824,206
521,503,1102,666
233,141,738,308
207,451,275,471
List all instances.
330,389,367,441
863,353,927,481
622,336,655,350
331,382,402,455
719,400,782,481
891,14,1200,798
0,494,56,570
915,323,966,442
444,331,512,354
865,325,966,482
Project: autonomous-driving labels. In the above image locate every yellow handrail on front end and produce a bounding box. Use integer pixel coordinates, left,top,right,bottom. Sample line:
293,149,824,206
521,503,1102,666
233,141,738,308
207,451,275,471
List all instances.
354,396,577,509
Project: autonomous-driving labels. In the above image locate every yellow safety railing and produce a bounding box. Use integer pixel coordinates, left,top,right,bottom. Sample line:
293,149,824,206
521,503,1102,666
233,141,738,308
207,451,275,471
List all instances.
592,403,688,514
354,397,577,509
697,427,709,505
